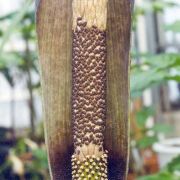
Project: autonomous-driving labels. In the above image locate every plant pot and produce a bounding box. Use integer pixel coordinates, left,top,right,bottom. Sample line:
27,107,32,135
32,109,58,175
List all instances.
153,137,180,168
127,173,136,180
142,149,159,173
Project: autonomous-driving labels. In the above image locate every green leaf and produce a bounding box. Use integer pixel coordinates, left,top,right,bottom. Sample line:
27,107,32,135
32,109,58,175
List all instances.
32,149,48,169
136,106,154,128
0,160,12,175
131,68,167,95
131,53,180,98
0,0,32,54
13,138,27,155
165,20,180,33
152,1,165,12
137,136,158,149
0,12,18,21
138,171,177,180
144,53,180,70
0,29,3,37
151,123,173,134
167,155,180,173
166,75,180,82
1,68,14,86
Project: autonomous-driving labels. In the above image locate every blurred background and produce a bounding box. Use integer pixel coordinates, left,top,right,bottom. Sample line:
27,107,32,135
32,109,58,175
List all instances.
0,0,179,179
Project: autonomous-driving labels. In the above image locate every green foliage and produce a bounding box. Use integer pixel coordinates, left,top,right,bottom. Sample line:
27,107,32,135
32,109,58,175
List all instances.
0,52,23,87
0,52,22,68
0,0,39,91
130,0,180,177
165,20,180,33
131,0,180,154
131,0,180,98
136,106,154,128
23,143,49,179
0,30,3,37
138,171,177,180
131,53,180,98
0,160,11,175
25,148,49,179
135,106,172,149
137,136,158,149
150,123,173,134
0,12,17,21
31,149,48,170
138,155,180,180
0,0,33,53
13,138,27,155
132,0,178,30
151,1,177,12
0,138,49,179
167,156,180,173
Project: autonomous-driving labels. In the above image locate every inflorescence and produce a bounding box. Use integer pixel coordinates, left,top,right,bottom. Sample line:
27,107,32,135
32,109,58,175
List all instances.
72,16,108,179
72,152,108,180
